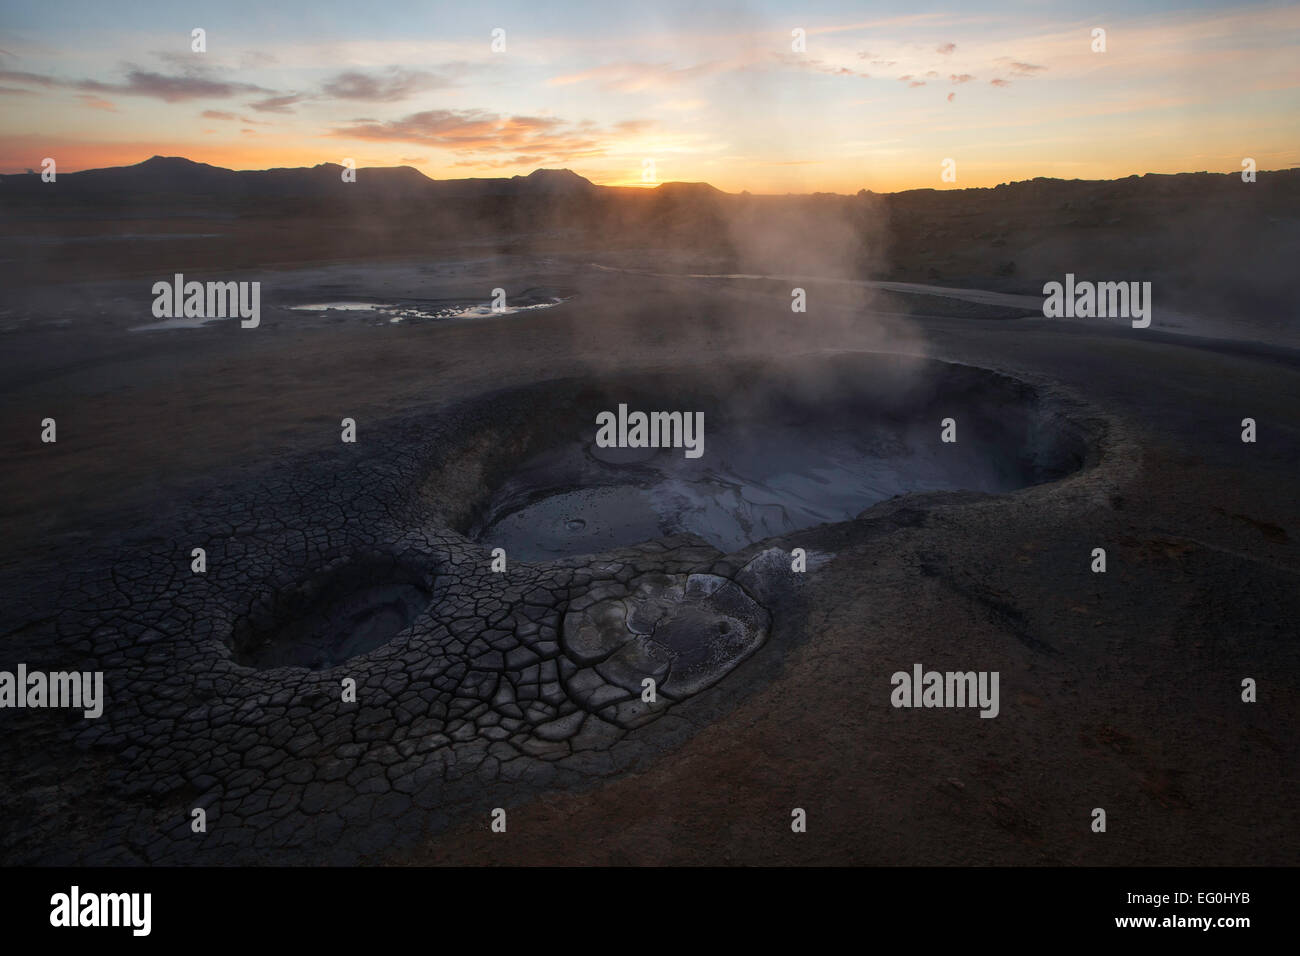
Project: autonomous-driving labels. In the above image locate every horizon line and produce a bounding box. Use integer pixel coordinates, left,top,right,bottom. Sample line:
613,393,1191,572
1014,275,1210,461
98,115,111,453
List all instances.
3,153,1293,199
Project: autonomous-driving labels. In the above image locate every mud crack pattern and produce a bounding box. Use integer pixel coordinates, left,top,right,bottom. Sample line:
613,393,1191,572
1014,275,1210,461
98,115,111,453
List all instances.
0,406,792,865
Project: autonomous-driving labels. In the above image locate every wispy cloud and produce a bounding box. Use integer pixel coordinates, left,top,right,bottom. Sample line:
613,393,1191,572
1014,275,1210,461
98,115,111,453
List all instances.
1005,60,1046,75
784,55,871,79
77,69,270,102
548,60,734,92
332,107,640,165
321,67,454,101
247,93,307,113
451,154,547,169
0,69,58,88
201,109,270,125
76,93,116,111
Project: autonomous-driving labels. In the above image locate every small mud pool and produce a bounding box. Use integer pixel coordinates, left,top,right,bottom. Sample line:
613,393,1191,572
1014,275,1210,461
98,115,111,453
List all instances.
230,552,436,670
460,354,1088,560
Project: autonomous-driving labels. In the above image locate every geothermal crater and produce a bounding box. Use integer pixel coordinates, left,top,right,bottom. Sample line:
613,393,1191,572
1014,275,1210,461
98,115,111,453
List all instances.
441,354,1088,561
230,551,437,670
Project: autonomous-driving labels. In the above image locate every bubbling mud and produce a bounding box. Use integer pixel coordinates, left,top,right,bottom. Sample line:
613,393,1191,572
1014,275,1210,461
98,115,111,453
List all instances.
452,354,1088,561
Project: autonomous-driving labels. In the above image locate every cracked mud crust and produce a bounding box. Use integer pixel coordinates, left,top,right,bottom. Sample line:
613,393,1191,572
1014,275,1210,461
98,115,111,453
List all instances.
0,353,1092,865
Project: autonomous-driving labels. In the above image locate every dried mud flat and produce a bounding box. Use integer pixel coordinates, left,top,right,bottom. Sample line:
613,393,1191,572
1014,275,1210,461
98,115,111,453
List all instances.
0,260,1297,865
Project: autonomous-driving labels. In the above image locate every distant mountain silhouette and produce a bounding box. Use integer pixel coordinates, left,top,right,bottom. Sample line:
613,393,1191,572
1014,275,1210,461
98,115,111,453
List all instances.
0,156,614,201
652,181,724,197
516,168,596,194
0,155,443,201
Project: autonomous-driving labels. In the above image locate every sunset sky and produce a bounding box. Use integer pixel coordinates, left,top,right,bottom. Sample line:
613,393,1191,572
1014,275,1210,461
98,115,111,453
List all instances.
2,0,1297,192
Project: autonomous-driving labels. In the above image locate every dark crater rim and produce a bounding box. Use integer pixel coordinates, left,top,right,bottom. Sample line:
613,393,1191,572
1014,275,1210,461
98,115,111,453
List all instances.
417,352,1098,562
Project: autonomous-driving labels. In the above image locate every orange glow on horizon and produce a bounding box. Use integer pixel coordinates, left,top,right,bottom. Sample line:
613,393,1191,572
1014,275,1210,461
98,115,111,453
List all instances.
4,135,1297,196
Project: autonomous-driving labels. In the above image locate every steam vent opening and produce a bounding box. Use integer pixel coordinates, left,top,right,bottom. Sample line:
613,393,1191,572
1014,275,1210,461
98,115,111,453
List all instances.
450,354,1089,561
230,553,436,670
